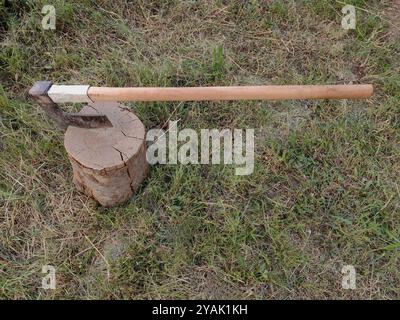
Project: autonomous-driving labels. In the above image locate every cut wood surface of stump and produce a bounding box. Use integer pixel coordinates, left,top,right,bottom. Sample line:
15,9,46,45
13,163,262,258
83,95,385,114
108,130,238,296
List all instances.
64,102,148,206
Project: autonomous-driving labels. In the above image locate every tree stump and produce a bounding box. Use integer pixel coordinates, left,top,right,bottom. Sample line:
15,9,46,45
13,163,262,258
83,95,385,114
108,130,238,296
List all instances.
64,102,148,207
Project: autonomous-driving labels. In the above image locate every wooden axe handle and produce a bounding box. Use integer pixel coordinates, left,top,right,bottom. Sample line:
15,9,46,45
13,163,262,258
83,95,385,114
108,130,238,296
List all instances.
87,85,373,102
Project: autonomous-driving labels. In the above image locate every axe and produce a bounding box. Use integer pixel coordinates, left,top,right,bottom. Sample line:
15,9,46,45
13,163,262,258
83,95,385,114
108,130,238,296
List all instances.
29,81,373,131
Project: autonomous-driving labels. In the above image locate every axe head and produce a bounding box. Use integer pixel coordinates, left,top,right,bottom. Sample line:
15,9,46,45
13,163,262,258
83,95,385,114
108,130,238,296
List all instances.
29,81,112,131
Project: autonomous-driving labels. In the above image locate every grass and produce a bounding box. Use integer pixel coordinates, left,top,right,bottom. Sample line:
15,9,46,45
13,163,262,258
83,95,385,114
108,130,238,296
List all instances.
0,0,399,299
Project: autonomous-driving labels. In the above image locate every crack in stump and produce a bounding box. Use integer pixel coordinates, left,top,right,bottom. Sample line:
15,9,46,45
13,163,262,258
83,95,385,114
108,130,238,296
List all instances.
112,146,135,193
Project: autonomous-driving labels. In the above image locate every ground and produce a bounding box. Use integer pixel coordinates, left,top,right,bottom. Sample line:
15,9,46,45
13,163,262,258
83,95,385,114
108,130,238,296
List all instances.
0,0,399,299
